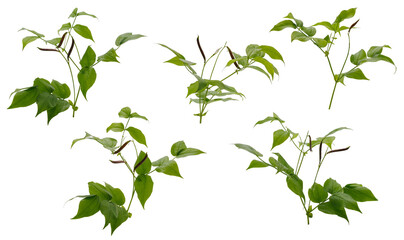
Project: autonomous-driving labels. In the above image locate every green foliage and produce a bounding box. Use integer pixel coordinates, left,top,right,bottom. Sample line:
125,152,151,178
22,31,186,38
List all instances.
235,113,377,224
70,107,204,234
271,8,395,109
9,8,144,123
161,37,283,123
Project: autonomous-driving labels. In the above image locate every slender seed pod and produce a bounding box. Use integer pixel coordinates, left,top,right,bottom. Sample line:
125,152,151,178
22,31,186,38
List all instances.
37,47,58,52
227,46,241,70
327,146,350,154
67,37,75,60
113,140,132,154
319,141,323,163
309,135,312,151
197,36,206,63
110,160,125,164
133,153,148,171
56,32,68,48
349,19,360,33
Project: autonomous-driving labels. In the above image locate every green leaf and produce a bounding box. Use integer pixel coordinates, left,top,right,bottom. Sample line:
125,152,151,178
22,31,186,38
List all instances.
269,153,294,174
318,199,348,222
272,129,290,150
255,113,284,126
77,11,97,18
58,23,72,34
51,80,71,99
98,48,120,63
126,127,147,146
301,26,316,36
234,143,263,157
270,20,297,31
8,87,39,109
334,8,356,24
72,195,100,219
350,49,367,65
115,33,145,46
104,183,126,206
331,192,361,213
33,78,54,93
171,141,187,156
36,92,58,116
286,174,305,200
22,36,39,50
88,182,112,201
291,31,310,42
365,55,396,68
99,201,128,235
106,122,125,133
80,46,96,68
247,66,271,80
78,66,97,100
165,56,196,66
134,151,152,175
69,8,78,18
343,184,377,202
152,156,182,178
19,28,44,38
344,68,369,80
367,45,391,58
284,13,303,27
47,38,61,46
73,24,94,42
246,160,269,170
46,99,70,124
71,132,117,151
176,148,205,158
118,107,148,120
246,44,265,58
313,38,328,48
313,21,335,31
252,57,275,78
324,178,342,194
259,45,284,63
324,127,350,138
135,174,154,209
308,183,328,203
109,206,128,235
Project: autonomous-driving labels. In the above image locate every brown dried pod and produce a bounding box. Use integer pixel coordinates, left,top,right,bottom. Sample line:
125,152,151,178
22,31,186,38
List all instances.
197,36,206,63
227,46,241,70
133,153,148,171
110,160,125,164
67,37,75,60
309,135,312,151
113,140,131,154
37,47,58,52
56,32,68,48
327,146,350,154
349,19,360,33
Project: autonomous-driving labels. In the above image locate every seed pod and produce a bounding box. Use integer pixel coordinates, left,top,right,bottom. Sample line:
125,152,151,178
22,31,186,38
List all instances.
309,135,312,151
57,32,68,48
113,140,132,154
37,47,58,52
349,19,360,33
133,153,148,171
197,36,206,63
227,46,241,70
327,146,350,154
319,141,323,163
67,37,75,60
110,160,125,164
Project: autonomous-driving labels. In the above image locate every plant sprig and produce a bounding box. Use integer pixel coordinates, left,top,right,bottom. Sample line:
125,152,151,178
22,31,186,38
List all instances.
160,36,283,123
8,8,145,124
235,113,377,224
70,107,205,234
271,8,396,109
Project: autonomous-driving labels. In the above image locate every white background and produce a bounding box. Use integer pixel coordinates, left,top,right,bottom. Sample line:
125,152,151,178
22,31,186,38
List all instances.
1,0,403,239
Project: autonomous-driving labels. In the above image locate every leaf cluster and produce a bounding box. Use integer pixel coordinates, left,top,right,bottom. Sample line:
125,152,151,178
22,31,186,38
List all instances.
271,8,395,109
71,107,204,234
235,113,377,224
10,8,144,123
160,37,283,123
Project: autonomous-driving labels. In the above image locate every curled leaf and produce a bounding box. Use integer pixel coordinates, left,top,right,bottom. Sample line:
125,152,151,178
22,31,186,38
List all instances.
113,140,131,154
